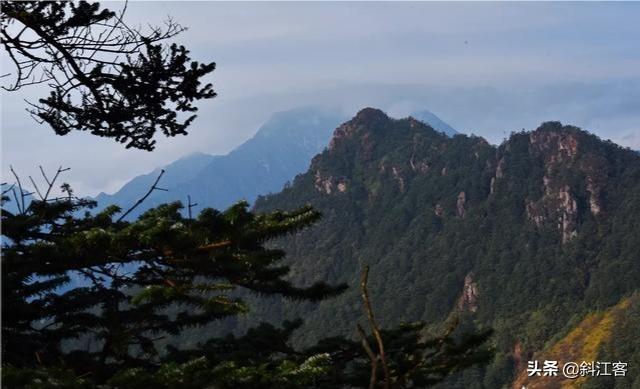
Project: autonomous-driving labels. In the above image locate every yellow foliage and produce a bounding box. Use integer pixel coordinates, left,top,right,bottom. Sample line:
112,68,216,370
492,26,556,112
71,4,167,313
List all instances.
513,298,631,389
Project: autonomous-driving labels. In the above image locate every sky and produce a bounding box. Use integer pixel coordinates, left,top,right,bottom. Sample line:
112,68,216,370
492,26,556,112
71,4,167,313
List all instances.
2,2,640,196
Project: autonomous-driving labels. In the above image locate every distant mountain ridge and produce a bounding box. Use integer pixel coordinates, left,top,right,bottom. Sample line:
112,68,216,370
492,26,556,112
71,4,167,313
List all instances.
94,107,346,219
93,106,460,219
409,109,458,136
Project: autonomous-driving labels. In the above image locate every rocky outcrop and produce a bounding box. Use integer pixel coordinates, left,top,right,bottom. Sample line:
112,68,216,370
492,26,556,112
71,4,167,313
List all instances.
391,166,405,192
496,157,506,179
328,108,388,152
586,176,602,216
489,157,506,195
434,203,444,217
524,185,578,243
456,191,466,218
511,341,524,373
557,185,578,243
525,200,545,226
409,154,430,173
314,170,347,194
529,128,579,161
520,125,608,242
314,170,333,194
457,273,479,313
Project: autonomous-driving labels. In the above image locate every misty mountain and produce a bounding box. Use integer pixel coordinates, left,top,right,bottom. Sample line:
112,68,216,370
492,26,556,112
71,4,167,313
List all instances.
93,107,346,219
410,109,458,136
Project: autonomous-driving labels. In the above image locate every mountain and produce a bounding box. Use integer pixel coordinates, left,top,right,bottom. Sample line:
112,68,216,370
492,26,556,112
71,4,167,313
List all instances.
409,109,458,136
243,108,640,388
94,152,216,210
94,107,345,219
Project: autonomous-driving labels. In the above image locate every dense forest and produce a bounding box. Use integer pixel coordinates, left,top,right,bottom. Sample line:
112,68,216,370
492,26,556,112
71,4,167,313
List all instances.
231,108,640,388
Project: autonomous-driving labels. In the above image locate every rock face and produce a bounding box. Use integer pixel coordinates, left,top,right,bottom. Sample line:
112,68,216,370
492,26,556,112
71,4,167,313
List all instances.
391,166,405,192
493,122,612,243
586,176,602,215
557,185,578,243
457,273,479,313
529,130,579,159
456,191,466,218
314,170,347,195
314,170,334,194
409,154,430,173
524,184,578,243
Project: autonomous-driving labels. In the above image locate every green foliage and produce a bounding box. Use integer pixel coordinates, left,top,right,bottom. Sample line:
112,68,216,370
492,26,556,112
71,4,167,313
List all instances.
1,194,345,385
1,366,92,389
2,1,216,150
2,184,492,387
246,111,640,387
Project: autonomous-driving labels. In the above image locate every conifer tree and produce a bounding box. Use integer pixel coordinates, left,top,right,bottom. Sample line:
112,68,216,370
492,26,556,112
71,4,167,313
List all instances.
1,174,347,385
1,1,215,150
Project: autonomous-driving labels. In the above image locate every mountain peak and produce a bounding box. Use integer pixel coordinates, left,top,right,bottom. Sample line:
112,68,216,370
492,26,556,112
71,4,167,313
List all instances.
94,106,345,219
408,109,458,137
352,107,389,124
328,108,393,151
524,121,601,161
252,106,342,140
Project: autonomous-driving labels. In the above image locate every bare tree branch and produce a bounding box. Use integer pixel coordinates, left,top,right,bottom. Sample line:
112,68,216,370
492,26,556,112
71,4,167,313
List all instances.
9,165,26,213
117,169,166,222
360,265,391,389
28,176,44,200
2,183,16,197
357,323,379,389
38,166,70,201
10,188,23,214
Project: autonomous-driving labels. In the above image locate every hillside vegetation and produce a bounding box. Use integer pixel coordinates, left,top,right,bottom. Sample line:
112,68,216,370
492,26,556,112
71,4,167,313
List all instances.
241,108,640,388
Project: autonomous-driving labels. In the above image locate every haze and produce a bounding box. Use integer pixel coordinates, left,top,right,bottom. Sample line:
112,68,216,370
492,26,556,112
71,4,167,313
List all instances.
2,2,639,196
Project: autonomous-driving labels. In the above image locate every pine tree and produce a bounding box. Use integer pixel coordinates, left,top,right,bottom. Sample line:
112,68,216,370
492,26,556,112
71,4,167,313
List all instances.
2,179,346,384
1,1,216,150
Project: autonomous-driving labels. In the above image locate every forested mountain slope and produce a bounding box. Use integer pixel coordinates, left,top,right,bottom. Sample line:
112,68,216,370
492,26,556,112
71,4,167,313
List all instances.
248,108,640,388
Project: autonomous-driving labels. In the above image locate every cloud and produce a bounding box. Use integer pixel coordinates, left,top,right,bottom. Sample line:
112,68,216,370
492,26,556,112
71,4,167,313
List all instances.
617,131,640,150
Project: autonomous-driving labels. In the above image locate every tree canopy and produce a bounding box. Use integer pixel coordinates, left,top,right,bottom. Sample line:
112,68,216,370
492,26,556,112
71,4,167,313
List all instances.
1,1,215,150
